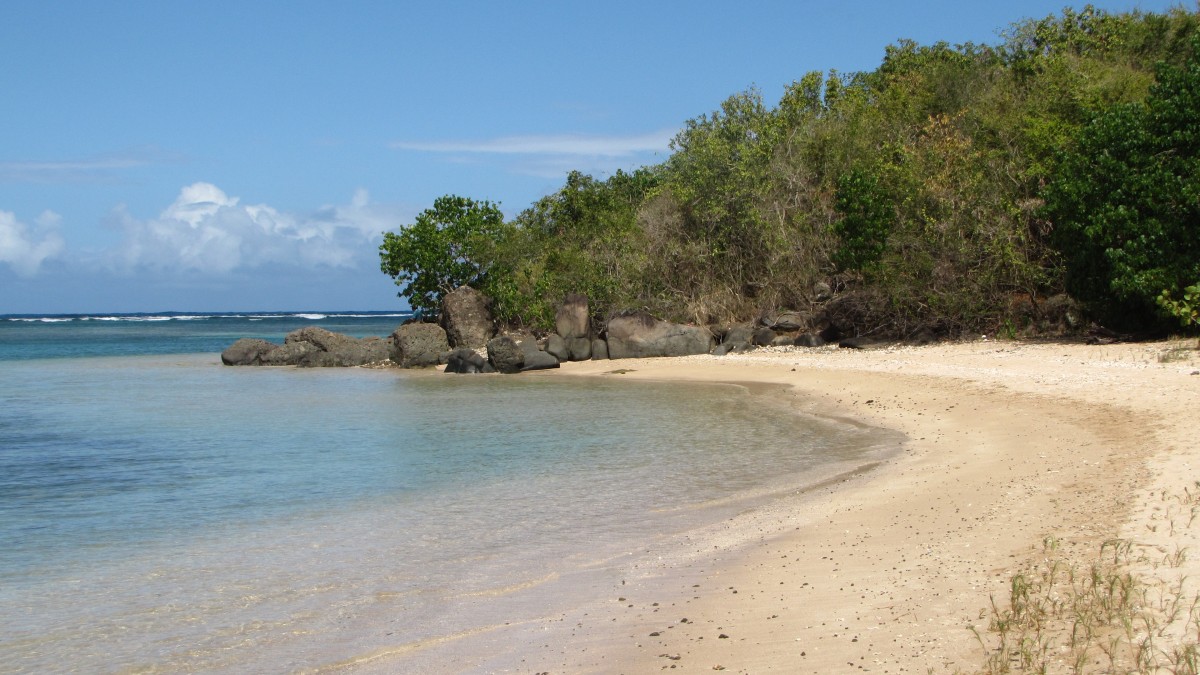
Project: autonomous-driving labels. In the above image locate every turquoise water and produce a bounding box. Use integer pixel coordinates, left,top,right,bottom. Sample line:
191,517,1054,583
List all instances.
0,314,893,673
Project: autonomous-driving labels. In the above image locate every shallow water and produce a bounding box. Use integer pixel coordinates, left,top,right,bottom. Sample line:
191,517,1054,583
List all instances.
0,317,894,673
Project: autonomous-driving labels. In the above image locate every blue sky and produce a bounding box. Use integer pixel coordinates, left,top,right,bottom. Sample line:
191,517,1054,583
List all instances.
0,0,1189,313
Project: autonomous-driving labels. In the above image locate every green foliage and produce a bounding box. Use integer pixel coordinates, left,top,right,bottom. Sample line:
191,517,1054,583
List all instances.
832,166,892,273
378,195,505,317
378,6,1200,339
481,169,659,329
1159,283,1200,329
1043,35,1200,328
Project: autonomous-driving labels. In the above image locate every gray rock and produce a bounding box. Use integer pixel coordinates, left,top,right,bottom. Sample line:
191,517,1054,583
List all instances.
838,336,875,349
221,338,277,366
606,313,714,359
795,333,826,348
487,336,525,374
545,334,570,361
283,326,390,367
723,324,755,346
261,340,319,365
521,350,560,371
390,323,450,368
712,343,733,356
770,311,809,332
566,337,591,361
771,335,795,347
445,348,488,374
751,327,777,346
439,286,494,349
591,338,609,360
813,281,833,302
556,293,591,340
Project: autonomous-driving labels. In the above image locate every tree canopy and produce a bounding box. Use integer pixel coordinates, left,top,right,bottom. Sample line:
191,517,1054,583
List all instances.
379,195,505,317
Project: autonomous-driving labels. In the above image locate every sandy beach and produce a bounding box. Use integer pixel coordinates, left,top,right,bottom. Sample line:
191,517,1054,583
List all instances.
507,338,1200,673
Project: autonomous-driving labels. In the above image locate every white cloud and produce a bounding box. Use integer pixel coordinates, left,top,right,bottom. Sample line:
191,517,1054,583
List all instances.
0,210,65,277
391,130,676,157
109,182,396,275
0,147,173,184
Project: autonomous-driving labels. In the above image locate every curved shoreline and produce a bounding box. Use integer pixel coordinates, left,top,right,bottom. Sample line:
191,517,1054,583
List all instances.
506,340,1199,673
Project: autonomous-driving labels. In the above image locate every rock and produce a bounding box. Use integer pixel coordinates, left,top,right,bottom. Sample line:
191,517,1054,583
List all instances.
606,313,714,359
769,311,809,332
751,327,777,346
591,338,609,360
390,323,450,368
795,333,826,348
838,336,875,349
771,335,795,347
566,337,591,361
221,338,277,366
486,335,525,374
712,343,732,356
282,326,390,367
722,324,755,348
515,336,542,358
545,334,570,361
521,350,560,371
439,286,495,349
555,293,590,340
444,348,488,374
261,340,319,365
223,329,391,367
813,281,833,302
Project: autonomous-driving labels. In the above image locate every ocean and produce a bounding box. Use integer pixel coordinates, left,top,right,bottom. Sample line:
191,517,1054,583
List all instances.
0,312,896,673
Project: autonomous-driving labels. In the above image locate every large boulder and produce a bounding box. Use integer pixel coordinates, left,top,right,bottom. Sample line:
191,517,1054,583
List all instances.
261,340,320,365
390,323,450,368
440,286,495,349
751,326,777,346
444,348,489,374
284,327,390,367
720,324,755,350
605,313,714,359
769,311,809,332
566,337,592,361
487,336,525,374
544,334,570,361
221,338,277,366
591,338,609,360
555,293,590,340
521,349,560,371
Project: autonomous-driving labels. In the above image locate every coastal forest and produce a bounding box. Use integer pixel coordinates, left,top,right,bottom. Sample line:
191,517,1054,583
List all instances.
381,5,1200,340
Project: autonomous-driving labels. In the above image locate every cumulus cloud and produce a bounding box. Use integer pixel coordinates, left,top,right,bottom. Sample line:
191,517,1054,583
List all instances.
0,210,65,277
391,130,675,157
109,182,396,275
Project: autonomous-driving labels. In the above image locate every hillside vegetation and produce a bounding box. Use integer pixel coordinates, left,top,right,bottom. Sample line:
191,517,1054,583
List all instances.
382,5,1200,339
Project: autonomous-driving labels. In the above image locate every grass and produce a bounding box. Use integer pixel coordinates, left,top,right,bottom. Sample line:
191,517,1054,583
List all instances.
972,484,1200,674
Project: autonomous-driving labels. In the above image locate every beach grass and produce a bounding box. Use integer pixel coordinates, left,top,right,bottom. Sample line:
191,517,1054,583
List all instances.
973,484,1200,674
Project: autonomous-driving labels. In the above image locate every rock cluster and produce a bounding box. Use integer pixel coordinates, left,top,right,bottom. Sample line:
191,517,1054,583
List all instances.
223,280,916,372
221,326,390,367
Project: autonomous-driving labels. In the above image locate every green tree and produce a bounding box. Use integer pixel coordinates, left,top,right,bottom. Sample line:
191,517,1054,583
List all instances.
832,166,893,273
1043,36,1200,328
379,195,506,317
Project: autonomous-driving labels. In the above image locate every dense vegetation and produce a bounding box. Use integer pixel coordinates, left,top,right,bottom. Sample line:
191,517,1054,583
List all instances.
382,6,1200,338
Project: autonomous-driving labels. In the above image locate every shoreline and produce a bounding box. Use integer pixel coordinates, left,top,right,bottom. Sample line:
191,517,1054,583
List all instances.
492,339,1199,673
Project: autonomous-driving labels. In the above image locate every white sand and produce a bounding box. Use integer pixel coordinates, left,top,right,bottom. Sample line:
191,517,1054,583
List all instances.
519,339,1200,673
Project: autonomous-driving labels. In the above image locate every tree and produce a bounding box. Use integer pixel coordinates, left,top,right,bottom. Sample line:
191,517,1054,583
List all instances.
1042,36,1200,328
379,195,505,317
